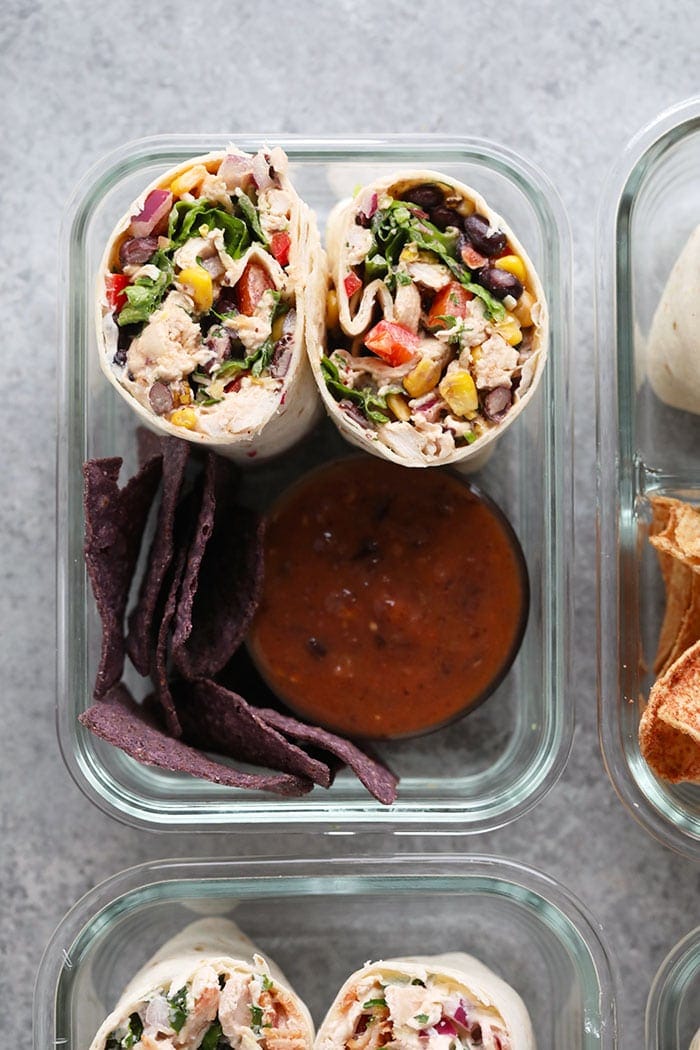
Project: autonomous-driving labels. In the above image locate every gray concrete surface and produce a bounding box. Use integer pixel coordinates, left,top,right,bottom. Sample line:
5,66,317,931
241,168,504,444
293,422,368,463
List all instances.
2,1,699,1047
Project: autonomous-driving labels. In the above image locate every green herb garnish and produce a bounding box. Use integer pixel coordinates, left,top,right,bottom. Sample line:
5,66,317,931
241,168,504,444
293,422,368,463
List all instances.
320,355,389,425
362,998,387,1009
414,1014,430,1024
167,199,250,259
201,1022,223,1050
168,986,189,1032
117,251,173,327
250,1004,265,1033
262,973,274,991
237,191,268,245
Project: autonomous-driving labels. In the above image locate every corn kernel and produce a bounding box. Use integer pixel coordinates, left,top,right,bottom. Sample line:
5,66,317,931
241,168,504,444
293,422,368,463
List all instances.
512,289,535,327
439,370,479,416
178,266,213,312
494,313,522,346
494,254,527,284
170,164,208,197
386,392,411,421
168,407,197,430
403,357,441,398
326,288,340,330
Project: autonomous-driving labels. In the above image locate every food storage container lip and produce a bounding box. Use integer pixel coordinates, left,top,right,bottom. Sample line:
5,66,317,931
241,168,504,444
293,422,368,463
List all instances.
33,852,619,1050
646,925,700,1050
57,131,573,832
595,96,700,859
248,457,531,742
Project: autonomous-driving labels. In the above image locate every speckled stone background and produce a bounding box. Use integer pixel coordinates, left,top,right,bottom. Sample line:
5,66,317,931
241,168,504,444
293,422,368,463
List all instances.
2,1,700,1047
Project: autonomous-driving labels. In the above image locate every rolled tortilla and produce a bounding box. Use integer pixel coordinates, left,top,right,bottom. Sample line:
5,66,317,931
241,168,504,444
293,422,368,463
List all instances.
690,1027,700,1050
315,954,535,1050
310,172,547,467
89,917,314,1050
96,146,324,462
647,224,700,414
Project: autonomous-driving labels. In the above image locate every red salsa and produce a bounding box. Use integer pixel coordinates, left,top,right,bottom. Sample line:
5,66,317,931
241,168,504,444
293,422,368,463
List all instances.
248,457,528,739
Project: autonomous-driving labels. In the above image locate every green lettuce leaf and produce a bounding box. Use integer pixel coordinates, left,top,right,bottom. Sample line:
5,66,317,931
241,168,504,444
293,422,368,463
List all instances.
117,251,173,327
320,355,389,425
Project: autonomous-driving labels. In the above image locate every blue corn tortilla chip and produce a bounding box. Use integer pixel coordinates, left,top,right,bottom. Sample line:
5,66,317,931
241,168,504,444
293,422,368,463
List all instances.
126,437,190,675
172,679,334,788
79,684,312,796
257,708,399,805
83,455,162,698
172,455,263,679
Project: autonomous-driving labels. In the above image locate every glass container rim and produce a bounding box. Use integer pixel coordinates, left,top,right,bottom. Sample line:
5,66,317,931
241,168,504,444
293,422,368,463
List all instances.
595,95,700,860
33,852,619,1050
645,925,700,1050
57,131,573,832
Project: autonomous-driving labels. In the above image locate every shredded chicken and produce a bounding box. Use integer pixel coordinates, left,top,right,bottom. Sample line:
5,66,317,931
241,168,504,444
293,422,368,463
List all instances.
472,334,518,390
393,280,421,333
406,260,452,290
125,291,206,387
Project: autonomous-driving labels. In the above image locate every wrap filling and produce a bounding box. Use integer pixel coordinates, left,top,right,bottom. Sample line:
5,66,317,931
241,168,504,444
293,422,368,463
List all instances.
105,962,309,1050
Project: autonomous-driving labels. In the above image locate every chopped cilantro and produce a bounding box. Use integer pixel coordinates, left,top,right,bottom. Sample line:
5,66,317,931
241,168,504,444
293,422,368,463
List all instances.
250,1004,265,1033
262,973,274,991
362,998,387,1009
168,986,189,1032
414,1014,430,1024
201,1022,223,1050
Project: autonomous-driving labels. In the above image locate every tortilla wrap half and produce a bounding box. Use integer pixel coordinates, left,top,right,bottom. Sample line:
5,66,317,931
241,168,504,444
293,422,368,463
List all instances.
309,171,547,467
314,953,535,1050
96,146,324,463
89,917,314,1050
647,224,700,414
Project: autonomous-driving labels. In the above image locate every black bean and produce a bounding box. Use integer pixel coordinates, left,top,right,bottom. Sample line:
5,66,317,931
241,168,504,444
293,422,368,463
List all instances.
214,286,238,314
113,347,127,367
430,204,463,231
483,386,513,421
476,266,523,301
470,1024,482,1045
148,382,174,415
403,183,444,210
306,636,327,658
463,213,507,257
119,235,159,268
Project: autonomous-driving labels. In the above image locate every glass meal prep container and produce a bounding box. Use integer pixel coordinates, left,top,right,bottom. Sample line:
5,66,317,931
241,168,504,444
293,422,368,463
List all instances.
646,926,700,1050
57,134,572,831
596,98,700,859
33,853,617,1050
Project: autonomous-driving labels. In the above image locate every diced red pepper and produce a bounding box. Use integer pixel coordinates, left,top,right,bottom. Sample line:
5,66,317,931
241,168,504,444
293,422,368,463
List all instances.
235,261,275,316
343,271,363,298
427,281,474,330
270,231,291,267
105,273,130,312
364,320,420,366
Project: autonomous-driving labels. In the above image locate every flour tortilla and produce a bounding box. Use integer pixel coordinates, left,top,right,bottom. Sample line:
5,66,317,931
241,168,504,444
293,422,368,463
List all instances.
647,224,700,414
310,170,548,467
315,953,535,1050
89,917,314,1050
96,147,324,463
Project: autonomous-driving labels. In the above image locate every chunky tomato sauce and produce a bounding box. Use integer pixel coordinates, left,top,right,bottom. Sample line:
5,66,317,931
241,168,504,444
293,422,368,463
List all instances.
248,458,528,739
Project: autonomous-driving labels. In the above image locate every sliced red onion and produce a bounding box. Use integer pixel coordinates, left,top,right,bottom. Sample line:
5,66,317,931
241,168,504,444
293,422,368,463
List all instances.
357,191,378,226
252,150,274,191
119,235,159,268
219,154,254,190
339,399,373,429
200,254,225,279
434,1019,458,1036
271,345,293,379
452,1004,469,1028
144,995,173,1033
483,385,512,421
130,189,173,238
